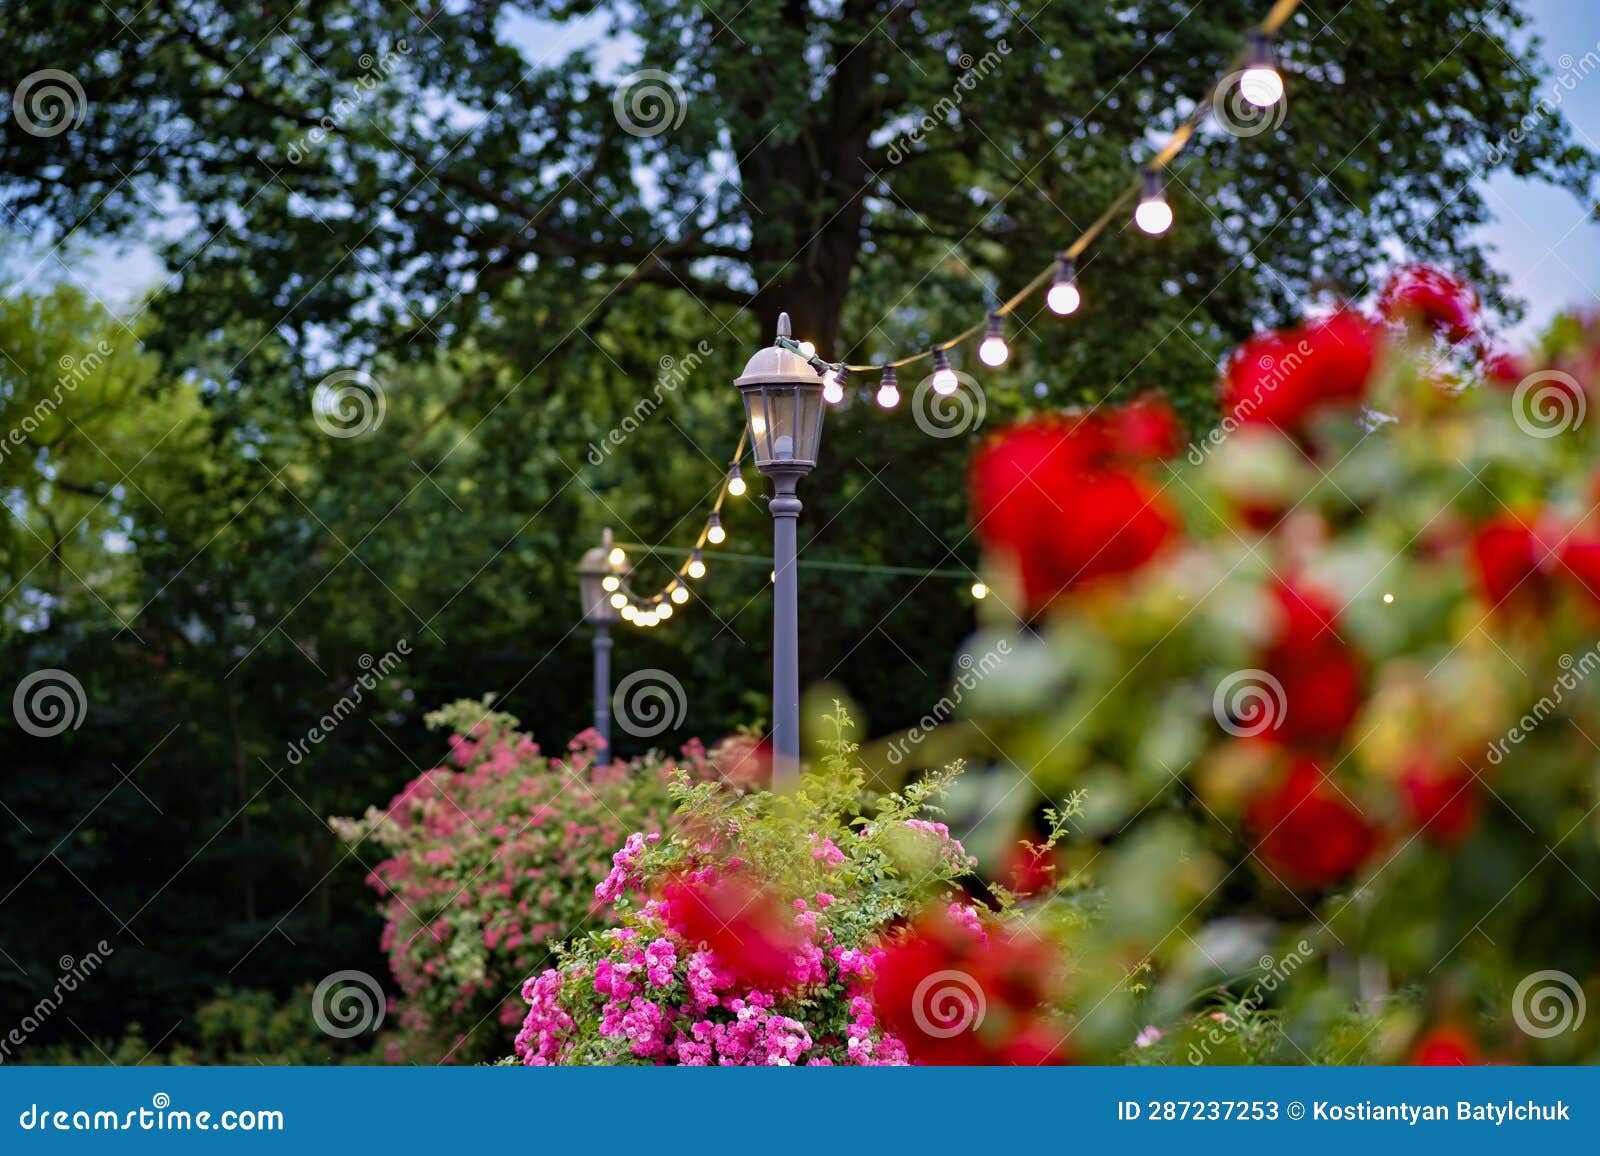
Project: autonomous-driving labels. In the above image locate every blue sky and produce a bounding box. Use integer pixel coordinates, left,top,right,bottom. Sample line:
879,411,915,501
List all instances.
35,1,1600,348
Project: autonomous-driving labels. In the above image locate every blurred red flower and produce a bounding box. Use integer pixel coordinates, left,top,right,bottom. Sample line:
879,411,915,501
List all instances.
1222,311,1378,436
971,413,1178,616
1000,836,1058,897
1378,264,1479,344
1260,579,1364,750
1247,759,1377,889
661,875,803,992
871,908,1070,1065
1400,761,1481,848
1408,1023,1482,1066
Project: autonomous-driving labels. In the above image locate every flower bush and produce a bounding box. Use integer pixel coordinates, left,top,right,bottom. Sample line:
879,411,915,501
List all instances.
511,712,1079,1066
956,278,1600,1062
332,698,710,1062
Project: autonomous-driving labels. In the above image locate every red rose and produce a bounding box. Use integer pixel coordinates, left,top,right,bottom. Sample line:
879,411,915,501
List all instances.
1378,264,1478,344
1246,759,1377,889
1471,514,1554,608
661,875,804,992
1558,535,1600,605
1408,1024,1481,1066
971,416,1178,616
871,908,1070,1066
1001,836,1058,897
1222,312,1378,435
1399,761,1480,847
1107,393,1184,461
1259,579,1364,749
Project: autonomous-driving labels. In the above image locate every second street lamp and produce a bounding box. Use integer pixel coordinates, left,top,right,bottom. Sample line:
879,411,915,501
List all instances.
576,528,628,766
734,311,827,789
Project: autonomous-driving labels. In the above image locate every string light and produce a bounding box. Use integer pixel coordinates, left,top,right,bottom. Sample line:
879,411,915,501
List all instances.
621,604,638,621
822,366,845,405
931,348,959,395
609,591,628,609
876,365,901,408
1135,168,1173,236
670,583,689,604
1240,31,1284,108
978,314,1010,368
970,581,989,600
688,548,707,579
602,574,621,592
797,340,816,357
657,601,673,620
608,546,627,567
1047,255,1081,316
727,463,747,496
707,511,726,545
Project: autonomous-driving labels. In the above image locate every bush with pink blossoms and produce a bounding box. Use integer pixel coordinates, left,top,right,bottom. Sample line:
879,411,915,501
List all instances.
509,709,1035,1066
331,697,711,1063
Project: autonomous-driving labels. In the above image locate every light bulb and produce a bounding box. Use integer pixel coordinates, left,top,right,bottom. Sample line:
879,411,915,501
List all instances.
1135,169,1172,236
609,592,628,609
1047,255,1081,315
931,348,958,395
727,464,746,497
706,513,726,545
687,549,706,579
977,314,1009,368
1240,32,1284,108
657,602,673,620
638,610,657,628
608,547,626,567
970,581,989,600
876,365,900,408
602,574,620,592
822,366,845,405
621,604,637,621
670,584,689,604
797,340,816,357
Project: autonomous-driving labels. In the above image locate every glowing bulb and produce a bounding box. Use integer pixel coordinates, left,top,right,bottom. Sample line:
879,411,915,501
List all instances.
608,547,627,567
1382,592,1395,604
687,550,706,579
1047,255,1081,316
931,348,958,395
797,340,816,357
609,592,628,609
770,570,776,583
1240,32,1284,108
727,464,747,497
670,584,689,604
876,365,900,408
750,414,767,436
657,602,673,620
602,574,620,592
822,366,845,405
638,610,657,627
970,581,988,600
707,513,726,545
977,314,1009,368
1135,169,1172,236
621,604,637,621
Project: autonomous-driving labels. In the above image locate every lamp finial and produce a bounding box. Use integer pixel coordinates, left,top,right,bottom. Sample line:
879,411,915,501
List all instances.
775,312,791,340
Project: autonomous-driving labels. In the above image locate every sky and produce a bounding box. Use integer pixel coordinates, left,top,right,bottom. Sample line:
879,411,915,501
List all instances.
28,0,1600,348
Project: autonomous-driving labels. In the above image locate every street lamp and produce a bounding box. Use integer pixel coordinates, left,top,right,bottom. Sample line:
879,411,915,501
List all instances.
735,311,827,788
577,528,628,765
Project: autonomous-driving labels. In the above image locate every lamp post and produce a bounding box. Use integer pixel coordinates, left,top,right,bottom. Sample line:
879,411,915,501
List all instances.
577,528,628,765
734,312,827,788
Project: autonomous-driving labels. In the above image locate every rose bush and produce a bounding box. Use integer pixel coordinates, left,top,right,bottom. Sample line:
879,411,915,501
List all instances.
331,698,712,1062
